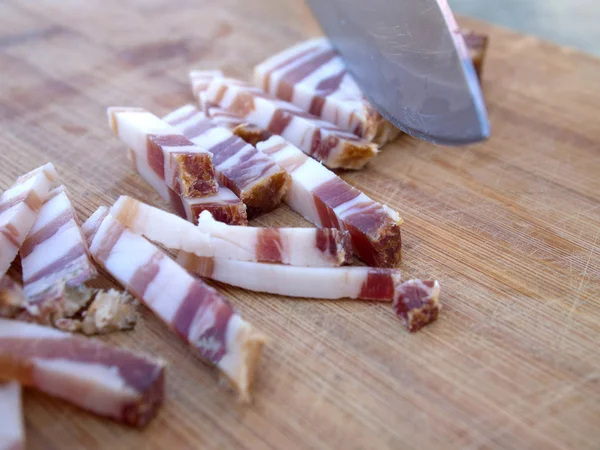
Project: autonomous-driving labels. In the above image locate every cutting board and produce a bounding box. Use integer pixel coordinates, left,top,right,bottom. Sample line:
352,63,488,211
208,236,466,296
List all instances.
1,1,599,448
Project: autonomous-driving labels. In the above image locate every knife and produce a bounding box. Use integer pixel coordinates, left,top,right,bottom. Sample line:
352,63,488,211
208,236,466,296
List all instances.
306,0,490,145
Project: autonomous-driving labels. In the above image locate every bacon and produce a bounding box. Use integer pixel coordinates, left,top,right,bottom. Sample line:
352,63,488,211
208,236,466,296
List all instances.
179,252,405,302
253,38,400,145
0,163,57,278
202,77,378,169
0,275,25,319
163,105,289,217
110,195,351,267
462,30,489,80
84,208,266,401
393,279,441,332
19,186,97,322
248,135,402,267
0,381,24,450
190,69,224,111
108,107,218,198
0,318,165,427
126,146,248,226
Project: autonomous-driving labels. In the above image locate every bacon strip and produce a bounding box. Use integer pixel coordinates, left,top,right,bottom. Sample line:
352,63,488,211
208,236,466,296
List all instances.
203,77,378,169
253,31,486,145
110,195,351,267
247,135,402,267
108,107,218,197
126,146,248,226
84,208,266,401
20,186,97,322
163,105,289,217
393,279,441,332
0,163,57,278
462,30,489,80
179,252,403,302
0,381,24,450
0,318,165,427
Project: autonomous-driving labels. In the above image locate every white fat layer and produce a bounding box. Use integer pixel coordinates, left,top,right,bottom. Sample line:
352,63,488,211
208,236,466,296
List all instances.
22,221,80,281
114,110,173,153
267,46,329,98
0,381,24,445
101,229,156,288
111,197,213,256
206,259,368,299
33,359,138,419
162,144,207,156
189,125,233,149
129,148,171,201
0,205,39,277
216,314,248,390
0,317,68,339
162,104,197,124
29,190,70,234
142,256,195,324
184,186,239,206
291,158,336,192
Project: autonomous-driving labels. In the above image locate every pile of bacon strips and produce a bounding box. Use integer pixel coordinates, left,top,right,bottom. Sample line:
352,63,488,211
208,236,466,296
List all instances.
0,32,487,440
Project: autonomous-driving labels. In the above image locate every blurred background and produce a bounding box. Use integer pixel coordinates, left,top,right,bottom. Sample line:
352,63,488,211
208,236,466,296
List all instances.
451,0,600,55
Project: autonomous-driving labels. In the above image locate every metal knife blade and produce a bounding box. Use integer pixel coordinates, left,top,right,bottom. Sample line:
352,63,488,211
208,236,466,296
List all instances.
306,0,490,145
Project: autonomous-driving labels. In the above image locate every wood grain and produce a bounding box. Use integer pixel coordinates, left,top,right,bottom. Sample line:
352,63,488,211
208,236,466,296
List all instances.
1,1,599,448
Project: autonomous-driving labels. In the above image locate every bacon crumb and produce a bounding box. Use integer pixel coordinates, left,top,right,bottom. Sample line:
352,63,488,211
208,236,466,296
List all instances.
393,279,441,332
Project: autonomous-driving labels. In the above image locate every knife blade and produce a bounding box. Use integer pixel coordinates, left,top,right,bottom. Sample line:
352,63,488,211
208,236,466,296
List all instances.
306,0,490,145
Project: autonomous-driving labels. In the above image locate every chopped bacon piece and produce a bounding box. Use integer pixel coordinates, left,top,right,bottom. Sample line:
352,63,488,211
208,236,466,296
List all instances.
462,30,489,80
0,163,57,278
126,147,248,226
190,69,224,111
108,107,218,198
393,279,441,332
253,38,400,145
54,290,139,335
163,105,289,217
203,77,378,169
179,252,403,302
110,195,351,267
0,275,25,319
0,381,24,450
20,186,97,322
83,208,266,401
249,135,402,267
0,318,165,427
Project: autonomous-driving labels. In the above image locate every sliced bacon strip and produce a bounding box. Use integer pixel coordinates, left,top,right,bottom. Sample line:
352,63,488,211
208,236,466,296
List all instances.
20,186,97,322
0,163,57,278
110,195,351,267
203,77,378,169
0,318,165,427
179,252,403,302
108,107,218,197
0,381,24,450
393,279,441,332
247,135,402,267
462,30,489,80
163,104,289,217
0,275,26,319
126,147,248,226
83,208,266,401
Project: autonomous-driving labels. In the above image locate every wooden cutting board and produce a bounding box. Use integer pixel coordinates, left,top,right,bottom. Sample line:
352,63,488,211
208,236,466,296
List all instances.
1,1,599,448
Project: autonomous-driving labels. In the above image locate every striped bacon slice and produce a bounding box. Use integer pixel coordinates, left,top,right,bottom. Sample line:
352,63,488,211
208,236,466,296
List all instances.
108,107,218,198
83,207,266,401
0,318,165,427
251,135,402,267
178,252,403,302
203,77,378,169
163,105,289,217
393,279,441,332
126,146,248,226
0,381,24,450
0,163,57,278
110,195,351,267
20,186,97,321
